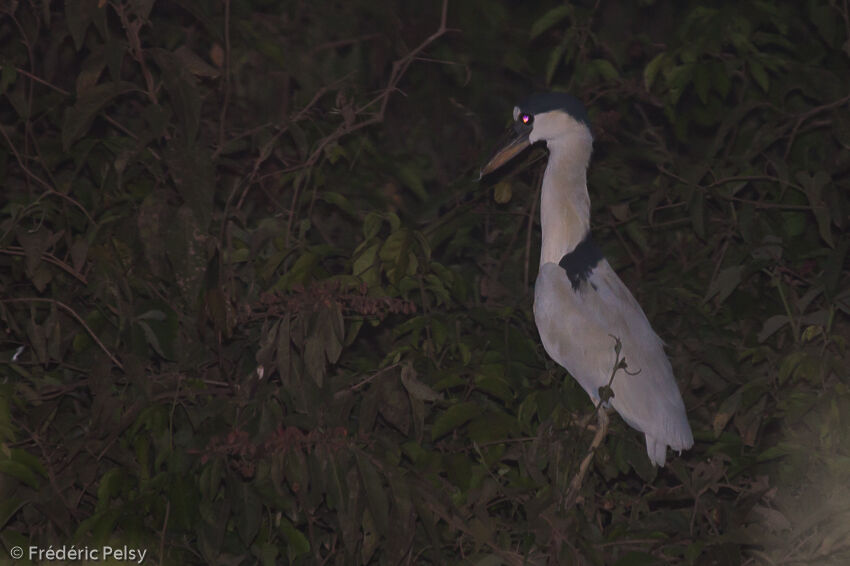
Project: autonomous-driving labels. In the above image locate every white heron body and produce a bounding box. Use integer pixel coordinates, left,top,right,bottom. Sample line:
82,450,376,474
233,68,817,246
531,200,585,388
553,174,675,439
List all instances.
482,93,693,466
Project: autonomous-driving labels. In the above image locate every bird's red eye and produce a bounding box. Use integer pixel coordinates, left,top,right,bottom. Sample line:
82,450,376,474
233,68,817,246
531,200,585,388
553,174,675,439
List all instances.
521,113,532,124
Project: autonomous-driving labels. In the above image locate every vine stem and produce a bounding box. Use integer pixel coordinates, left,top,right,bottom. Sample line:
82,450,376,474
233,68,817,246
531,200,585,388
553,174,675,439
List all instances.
563,335,630,507
3,297,124,370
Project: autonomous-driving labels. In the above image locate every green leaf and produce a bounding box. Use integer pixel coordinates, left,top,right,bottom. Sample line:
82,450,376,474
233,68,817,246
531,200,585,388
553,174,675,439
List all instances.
283,448,310,493
493,181,512,204
823,239,849,299
26,317,47,364
396,164,428,201
530,6,571,39
757,315,789,343
304,333,326,387
363,212,383,240
258,543,278,566
16,226,52,275
321,191,355,214
95,468,124,512
704,265,744,305
545,40,568,85
380,229,411,263
234,482,262,546
62,81,136,150
75,509,120,544
0,65,17,94
355,452,390,534
795,171,834,247
431,402,481,440
353,242,380,285
749,59,770,92
782,210,806,238
386,212,402,232
0,396,15,444
0,496,24,532
324,305,345,364
361,509,379,563
131,0,155,20
778,351,807,385
164,142,215,229
710,61,731,98
643,53,667,91
666,64,694,105
151,48,202,142
468,411,517,444
624,221,650,254
135,308,177,360
689,189,705,239
0,459,41,489
274,252,319,291
810,4,838,45
713,389,742,437
613,551,658,566
693,64,710,104
323,451,347,510
174,45,220,78
165,205,209,301
279,517,310,559
474,374,513,403
401,364,442,402
381,229,412,283
593,58,619,81
65,0,102,51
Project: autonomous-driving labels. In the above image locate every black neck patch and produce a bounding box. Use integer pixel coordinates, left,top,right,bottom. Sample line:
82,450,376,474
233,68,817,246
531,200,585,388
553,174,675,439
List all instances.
558,232,603,290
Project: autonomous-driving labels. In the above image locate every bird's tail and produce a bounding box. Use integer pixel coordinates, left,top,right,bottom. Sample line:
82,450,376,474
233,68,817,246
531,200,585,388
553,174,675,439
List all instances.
645,435,668,467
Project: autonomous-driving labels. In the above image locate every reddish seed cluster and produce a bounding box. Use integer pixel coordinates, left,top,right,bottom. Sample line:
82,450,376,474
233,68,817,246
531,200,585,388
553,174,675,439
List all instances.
266,425,349,453
200,429,255,464
200,429,258,478
200,425,351,478
258,281,416,320
342,292,416,318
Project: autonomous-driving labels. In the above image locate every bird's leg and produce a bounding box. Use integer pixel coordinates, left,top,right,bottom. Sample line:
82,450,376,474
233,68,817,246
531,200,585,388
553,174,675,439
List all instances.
564,408,609,507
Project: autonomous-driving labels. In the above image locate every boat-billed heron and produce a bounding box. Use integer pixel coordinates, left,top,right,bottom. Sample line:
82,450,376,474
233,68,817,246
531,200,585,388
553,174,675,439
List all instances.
481,93,693,466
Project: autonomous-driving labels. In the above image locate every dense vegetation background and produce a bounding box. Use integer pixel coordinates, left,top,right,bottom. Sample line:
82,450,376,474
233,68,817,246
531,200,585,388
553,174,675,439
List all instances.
1,0,849,564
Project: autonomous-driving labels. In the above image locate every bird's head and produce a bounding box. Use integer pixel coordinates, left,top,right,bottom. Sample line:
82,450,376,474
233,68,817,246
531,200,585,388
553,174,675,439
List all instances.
480,92,592,178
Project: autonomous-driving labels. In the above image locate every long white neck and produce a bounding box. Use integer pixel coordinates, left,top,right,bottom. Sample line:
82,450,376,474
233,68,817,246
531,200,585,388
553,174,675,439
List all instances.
539,132,593,266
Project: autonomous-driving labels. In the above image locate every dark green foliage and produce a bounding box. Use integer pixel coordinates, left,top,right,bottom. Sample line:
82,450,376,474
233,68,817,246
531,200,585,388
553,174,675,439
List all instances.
1,0,849,564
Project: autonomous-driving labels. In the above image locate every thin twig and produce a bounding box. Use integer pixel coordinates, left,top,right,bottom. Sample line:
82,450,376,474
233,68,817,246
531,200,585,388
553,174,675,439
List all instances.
563,336,630,507
783,92,850,160
0,125,96,228
564,410,608,506
309,0,452,167
19,423,75,516
2,297,124,370
0,66,70,95
213,0,232,161
114,2,158,104
0,247,88,284
8,11,35,184
159,500,170,565
337,363,401,395
524,172,542,289
706,238,730,299
235,85,330,211
658,167,814,210
277,0,453,243
311,33,383,53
